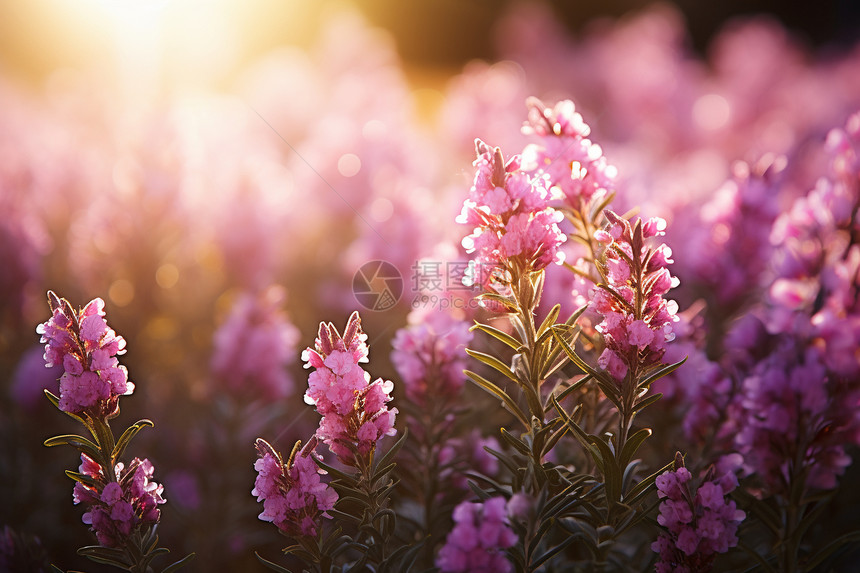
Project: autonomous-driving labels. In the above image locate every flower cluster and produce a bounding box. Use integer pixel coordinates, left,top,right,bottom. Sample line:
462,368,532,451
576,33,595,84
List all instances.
390,308,473,404
211,286,300,400
36,292,132,415
521,97,617,206
457,139,566,288
436,497,518,573
730,331,858,492
592,211,679,381
72,454,165,548
652,459,745,572
302,311,397,461
252,438,338,538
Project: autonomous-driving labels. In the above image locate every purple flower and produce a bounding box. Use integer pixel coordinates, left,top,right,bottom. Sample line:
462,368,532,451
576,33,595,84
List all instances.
252,438,337,538
302,312,397,462
36,292,132,416
436,497,518,573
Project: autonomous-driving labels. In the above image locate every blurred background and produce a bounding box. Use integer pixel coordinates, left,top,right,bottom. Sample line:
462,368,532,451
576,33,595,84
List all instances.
2,1,860,571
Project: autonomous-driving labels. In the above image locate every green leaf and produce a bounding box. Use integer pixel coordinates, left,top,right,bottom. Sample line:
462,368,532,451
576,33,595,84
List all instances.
44,390,87,425
550,328,610,387
464,370,529,427
471,321,522,351
90,417,116,458
589,436,620,504
536,304,561,338
375,428,408,473
161,553,196,573
465,349,519,383
476,292,518,312
631,393,662,414
43,434,103,462
802,529,860,571
637,357,687,390
255,552,293,573
618,428,651,470
314,458,354,482
502,427,536,457
64,470,100,489
550,375,592,406
737,540,777,573
624,458,674,505
531,537,576,571
112,419,154,463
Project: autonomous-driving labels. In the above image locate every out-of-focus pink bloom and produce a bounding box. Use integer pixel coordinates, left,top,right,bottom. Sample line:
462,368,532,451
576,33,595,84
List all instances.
252,438,337,538
521,98,617,207
73,455,165,548
436,497,518,573
36,292,132,416
390,308,473,404
211,286,300,400
302,312,397,462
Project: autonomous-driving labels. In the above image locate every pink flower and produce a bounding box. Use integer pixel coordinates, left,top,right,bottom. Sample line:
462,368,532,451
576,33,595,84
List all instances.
74,455,165,548
252,438,337,538
652,460,745,572
458,140,567,292
303,312,397,462
591,211,680,382
211,286,300,400
436,497,517,573
36,291,133,416
390,308,473,404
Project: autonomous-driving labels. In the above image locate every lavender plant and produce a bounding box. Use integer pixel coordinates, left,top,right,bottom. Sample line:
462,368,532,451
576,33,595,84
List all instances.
37,291,193,572
253,311,415,572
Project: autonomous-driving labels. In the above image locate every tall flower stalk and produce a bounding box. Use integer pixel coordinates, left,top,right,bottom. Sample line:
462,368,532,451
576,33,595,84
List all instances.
37,291,193,572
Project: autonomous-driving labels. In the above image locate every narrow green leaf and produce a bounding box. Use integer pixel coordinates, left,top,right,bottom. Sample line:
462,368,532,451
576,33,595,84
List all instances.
624,458,674,504
737,540,777,573
255,552,293,573
618,428,651,470
465,349,519,383
550,328,610,386
112,420,154,463
551,375,592,406
44,434,102,461
589,436,620,504
638,357,687,390
314,458,354,482
499,428,531,456
64,470,100,489
631,393,662,414
161,553,195,573
44,390,87,425
471,321,522,351
476,292,518,312
536,304,561,338
465,370,529,427
531,537,576,571
802,530,860,571
375,427,409,471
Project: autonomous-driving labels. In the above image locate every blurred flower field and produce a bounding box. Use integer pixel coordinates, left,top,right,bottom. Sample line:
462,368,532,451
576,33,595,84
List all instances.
1,2,859,571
